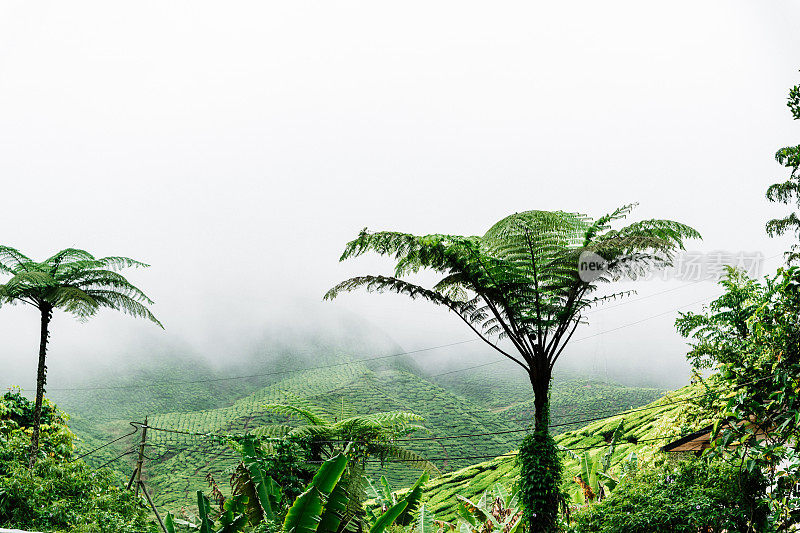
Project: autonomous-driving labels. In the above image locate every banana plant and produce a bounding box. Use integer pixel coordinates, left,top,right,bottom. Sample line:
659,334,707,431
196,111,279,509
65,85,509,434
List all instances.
283,451,412,533
232,437,283,525
411,503,437,533
453,484,522,533
366,471,429,526
561,420,630,504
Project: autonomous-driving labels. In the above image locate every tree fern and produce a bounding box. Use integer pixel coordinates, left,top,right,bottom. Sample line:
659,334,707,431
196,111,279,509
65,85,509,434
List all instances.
0,245,161,466
326,205,698,531
257,401,438,531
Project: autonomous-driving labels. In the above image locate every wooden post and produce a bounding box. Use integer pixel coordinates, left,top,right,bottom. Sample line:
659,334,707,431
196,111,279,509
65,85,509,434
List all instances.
134,416,148,497
139,480,168,533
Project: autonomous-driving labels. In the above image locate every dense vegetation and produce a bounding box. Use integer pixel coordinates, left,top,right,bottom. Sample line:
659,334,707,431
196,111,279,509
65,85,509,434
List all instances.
58,356,662,516
2,75,798,532
0,391,150,532
570,461,768,532
0,247,161,467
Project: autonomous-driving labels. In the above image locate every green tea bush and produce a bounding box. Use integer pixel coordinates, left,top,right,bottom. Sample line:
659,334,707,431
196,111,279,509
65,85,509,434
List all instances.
570,460,769,533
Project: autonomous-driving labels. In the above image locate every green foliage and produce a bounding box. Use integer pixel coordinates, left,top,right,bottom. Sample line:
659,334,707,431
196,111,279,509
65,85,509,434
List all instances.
366,472,429,527
0,246,161,325
560,420,628,503
454,484,522,533
516,431,563,533
233,437,284,524
327,207,697,532
418,385,701,521
256,400,436,474
0,393,151,531
0,457,151,532
368,500,408,533
60,357,665,515
570,461,769,533
766,76,800,262
411,503,436,533
0,245,162,465
677,266,800,528
325,208,698,426
0,389,75,469
282,453,348,533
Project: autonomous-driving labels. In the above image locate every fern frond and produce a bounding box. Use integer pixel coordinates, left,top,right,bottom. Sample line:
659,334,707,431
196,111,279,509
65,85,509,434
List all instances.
84,290,163,327
369,443,439,474
0,246,32,273
262,403,329,425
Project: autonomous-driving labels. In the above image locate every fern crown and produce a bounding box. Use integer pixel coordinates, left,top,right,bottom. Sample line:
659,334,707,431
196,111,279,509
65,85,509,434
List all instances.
0,246,162,327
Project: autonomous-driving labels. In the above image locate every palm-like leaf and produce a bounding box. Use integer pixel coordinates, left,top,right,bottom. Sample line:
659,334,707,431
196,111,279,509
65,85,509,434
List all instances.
369,500,408,533
327,206,699,430
0,245,161,327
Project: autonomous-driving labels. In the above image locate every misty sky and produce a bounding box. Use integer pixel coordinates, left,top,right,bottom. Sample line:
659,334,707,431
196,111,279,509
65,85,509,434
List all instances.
1,1,799,389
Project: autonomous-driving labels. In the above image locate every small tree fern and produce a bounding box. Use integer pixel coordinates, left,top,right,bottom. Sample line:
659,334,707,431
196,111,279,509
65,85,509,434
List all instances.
252,399,438,532
325,204,698,532
0,246,162,466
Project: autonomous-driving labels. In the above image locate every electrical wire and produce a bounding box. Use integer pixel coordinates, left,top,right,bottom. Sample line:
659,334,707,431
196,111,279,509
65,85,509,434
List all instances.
28,275,748,394
70,422,140,462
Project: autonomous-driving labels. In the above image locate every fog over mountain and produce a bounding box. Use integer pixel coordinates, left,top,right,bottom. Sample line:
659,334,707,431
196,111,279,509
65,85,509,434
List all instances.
1,1,798,392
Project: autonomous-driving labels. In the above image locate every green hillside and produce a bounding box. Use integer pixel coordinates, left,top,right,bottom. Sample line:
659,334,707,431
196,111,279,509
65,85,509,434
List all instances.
419,385,705,521
53,351,665,516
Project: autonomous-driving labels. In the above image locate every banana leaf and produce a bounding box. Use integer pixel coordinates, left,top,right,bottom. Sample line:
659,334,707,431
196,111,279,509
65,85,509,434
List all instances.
492,483,509,509
217,494,248,533
456,500,477,527
456,495,491,524
396,472,429,526
580,452,592,486
318,460,364,533
165,512,176,533
369,500,408,533
597,471,619,492
283,453,348,533
588,454,600,495
238,438,280,523
380,476,395,505
601,420,624,471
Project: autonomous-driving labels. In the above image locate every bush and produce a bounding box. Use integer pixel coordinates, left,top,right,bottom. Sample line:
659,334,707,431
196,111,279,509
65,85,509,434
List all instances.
0,457,151,532
0,391,152,532
571,460,769,533
0,390,75,470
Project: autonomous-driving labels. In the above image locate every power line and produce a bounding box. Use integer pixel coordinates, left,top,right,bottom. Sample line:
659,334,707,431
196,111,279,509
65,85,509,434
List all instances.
93,447,138,470
43,339,480,392
134,374,767,447
71,422,140,462
29,279,734,394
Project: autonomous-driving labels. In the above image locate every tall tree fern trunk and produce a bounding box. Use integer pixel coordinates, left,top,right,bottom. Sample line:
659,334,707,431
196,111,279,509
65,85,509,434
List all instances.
28,305,52,468
531,364,551,433
518,366,562,533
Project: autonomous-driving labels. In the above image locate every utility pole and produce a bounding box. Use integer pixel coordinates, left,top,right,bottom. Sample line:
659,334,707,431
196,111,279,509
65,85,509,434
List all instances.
127,416,168,533
134,415,148,498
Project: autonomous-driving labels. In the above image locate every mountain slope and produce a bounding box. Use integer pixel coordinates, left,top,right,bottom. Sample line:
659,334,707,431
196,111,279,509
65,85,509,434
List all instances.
419,385,703,521
63,359,665,515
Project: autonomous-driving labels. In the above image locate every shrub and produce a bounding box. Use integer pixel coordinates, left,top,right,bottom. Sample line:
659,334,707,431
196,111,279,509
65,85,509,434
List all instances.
571,460,768,533
0,457,151,532
0,391,152,532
